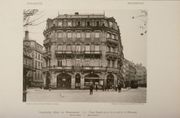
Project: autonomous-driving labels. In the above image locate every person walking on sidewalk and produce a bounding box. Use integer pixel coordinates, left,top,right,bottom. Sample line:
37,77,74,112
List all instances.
95,84,98,91
118,83,122,93
89,83,94,95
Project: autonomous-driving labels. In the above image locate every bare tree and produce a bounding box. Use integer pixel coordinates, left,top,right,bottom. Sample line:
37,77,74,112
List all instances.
23,9,45,28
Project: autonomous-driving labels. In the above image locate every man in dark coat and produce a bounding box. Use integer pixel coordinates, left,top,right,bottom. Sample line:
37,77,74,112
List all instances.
118,83,122,93
89,83,94,95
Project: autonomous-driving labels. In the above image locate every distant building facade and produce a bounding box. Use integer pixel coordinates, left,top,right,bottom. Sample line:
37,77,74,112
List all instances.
135,64,147,87
121,59,147,88
23,38,34,87
43,12,124,89
24,31,44,87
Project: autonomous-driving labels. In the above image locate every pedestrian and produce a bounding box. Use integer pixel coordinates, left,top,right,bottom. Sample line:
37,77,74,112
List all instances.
115,84,118,91
118,83,122,93
95,84,98,91
89,83,94,95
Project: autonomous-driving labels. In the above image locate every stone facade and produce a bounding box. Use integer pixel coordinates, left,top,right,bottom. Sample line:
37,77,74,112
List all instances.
43,12,124,89
24,31,44,87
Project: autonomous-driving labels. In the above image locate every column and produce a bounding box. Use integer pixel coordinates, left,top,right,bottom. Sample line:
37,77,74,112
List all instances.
42,72,46,88
50,72,57,88
80,74,84,89
114,74,117,85
71,74,75,89
102,73,107,87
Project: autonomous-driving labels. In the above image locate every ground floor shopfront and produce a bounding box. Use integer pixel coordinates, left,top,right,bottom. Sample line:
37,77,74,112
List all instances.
42,71,121,89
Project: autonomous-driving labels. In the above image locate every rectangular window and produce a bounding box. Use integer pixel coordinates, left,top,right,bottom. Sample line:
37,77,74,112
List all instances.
58,21,62,27
62,45,66,51
76,45,81,52
67,21,72,26
95,32,100,38
62,59,66,66
95,45,100,51
66,59,72,66
107,60,110,67
107,33,110,38
86,32,90,38
72,45,75,51
96,21,99,26
77,32,81,38
58,45,63,51
112,34,115,39
77,21,80,26
58,60,62,67
58,32,63,38
109,22,113,28
66,45,71,52
85,45,90,51
112,60,115,67
87,21,90,26
67,32,72,38
110,47,113,52
107,46,110,52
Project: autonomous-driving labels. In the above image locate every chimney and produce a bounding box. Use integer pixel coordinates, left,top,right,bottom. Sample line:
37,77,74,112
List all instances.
75,12,79,15
25,30,29,40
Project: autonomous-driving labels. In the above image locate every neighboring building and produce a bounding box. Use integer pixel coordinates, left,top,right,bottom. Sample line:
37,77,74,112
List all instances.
43,12,124,89
24,31,44,87
23,39,34,87
135,64,147,87
121,59,136,88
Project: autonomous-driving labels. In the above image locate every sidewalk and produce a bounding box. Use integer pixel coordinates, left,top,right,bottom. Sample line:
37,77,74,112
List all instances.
26,87,146,103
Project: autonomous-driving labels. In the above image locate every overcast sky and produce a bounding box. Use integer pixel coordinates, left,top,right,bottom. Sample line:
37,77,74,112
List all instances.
26,9,147,67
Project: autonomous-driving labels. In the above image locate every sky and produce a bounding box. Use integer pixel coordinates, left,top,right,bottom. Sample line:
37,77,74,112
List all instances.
25,9,147,67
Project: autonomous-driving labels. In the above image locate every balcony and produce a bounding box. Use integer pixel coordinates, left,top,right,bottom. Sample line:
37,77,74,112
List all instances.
106,38,119,46
42,65,119,73
106,51,119,60
55,50,73,55
82,66,105,72
43,51,51,59
84,51,102,55
43,25,119,35
106,67,119,73
43,38,51,46
42,66,72,72
55,50,102,58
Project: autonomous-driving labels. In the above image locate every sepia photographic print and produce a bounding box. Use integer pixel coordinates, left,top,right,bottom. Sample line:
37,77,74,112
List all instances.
23,9,147,103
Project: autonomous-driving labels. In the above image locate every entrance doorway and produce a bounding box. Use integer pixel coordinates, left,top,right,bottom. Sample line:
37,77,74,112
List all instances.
45,72,50,89
84,73,100,88
75,73,81,89
107,74,114,89
57,73,71,89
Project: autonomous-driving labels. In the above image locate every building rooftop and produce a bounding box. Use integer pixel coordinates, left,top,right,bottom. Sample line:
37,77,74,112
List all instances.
56,12,105,19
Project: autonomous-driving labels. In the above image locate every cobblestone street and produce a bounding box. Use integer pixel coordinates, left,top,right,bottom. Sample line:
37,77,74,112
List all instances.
26,87,146,103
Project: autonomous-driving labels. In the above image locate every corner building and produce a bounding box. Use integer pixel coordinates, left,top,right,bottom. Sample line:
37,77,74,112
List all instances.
43,12,124,89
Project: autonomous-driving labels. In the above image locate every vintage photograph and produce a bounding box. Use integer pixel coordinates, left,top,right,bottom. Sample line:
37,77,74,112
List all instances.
23,9,147,103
